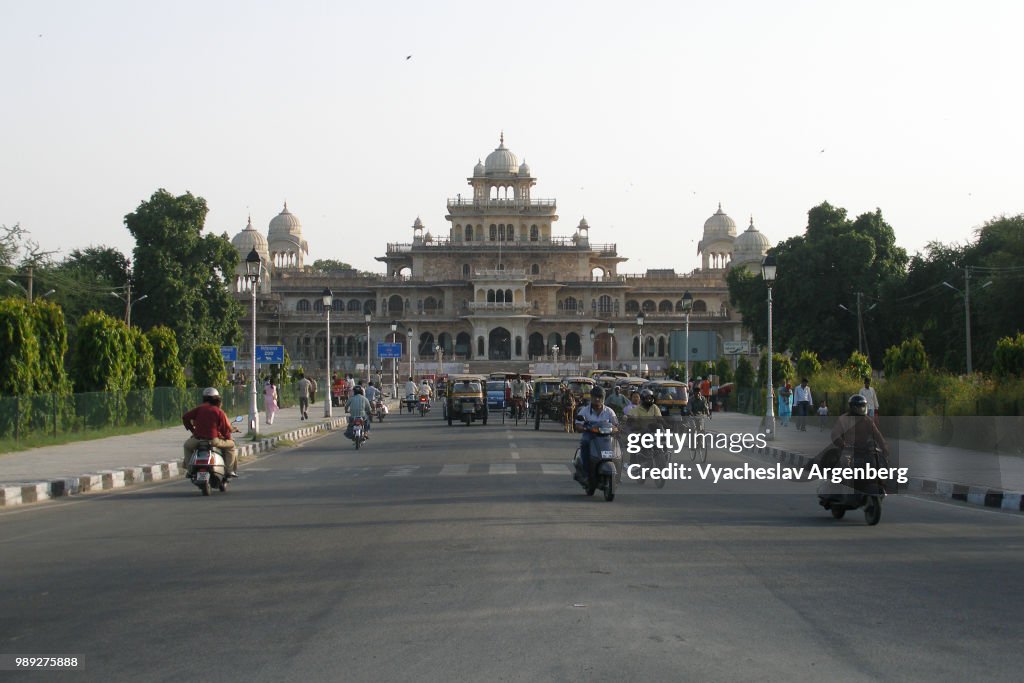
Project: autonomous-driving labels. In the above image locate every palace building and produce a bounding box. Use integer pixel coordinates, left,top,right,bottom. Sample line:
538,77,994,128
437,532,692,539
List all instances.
230,135,769,376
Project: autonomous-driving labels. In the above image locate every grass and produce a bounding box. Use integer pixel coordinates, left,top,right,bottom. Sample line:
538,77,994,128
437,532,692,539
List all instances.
0,420,175,455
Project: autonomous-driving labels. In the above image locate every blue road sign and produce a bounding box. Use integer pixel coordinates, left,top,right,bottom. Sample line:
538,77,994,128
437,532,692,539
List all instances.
255,344,285,364
220,346,238,362
377,342,403,359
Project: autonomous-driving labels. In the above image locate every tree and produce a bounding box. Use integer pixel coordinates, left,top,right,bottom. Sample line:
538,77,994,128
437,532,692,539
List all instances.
128,327,155,423
124,189,242,360
70,311,133,426
735,356,754,388
882,338,930,377
190,343,227,388
692,360,711,378
714,358,733,384
728,202,908,362
48,245,131,339
146,326,186,389
796,351,822,380
991,333,1024,379
309,259,355,272
757,352,795,389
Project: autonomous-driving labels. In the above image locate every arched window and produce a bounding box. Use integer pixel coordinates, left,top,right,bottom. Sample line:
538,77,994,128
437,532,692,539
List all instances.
642,300,656,312
496,290,505,303
297,299,311,312
598,295,612,313
508,225,515,240
364,299,376,314
465,225,473,241
313,299,324,313
531,263,539,275
347,299,361,312
530,225,539,241
489,224,497,241
659,300,673,313
564,296,577,311
625,300,639,313
487,289,496,303
693,300,708,313
462,264,470,278
424,296,438,312
505,289,512,302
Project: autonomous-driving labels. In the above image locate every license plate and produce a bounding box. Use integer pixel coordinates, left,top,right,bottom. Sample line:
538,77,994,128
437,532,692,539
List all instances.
601,451,615,458
196,471,210,482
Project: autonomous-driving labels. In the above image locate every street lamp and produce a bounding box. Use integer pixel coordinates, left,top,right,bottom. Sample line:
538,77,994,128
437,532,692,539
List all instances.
407,328,414,379
244,248,262,437
681,291,693,384
607,323,615,370
322,288,333,418
364,312,372,385
942,271,992,375
435,344,443,374
110,290,148,327
390,320,398,399
7,279,55,302
552,344,560,376
761,254,777,440
636,311,646,377
589,329,596,369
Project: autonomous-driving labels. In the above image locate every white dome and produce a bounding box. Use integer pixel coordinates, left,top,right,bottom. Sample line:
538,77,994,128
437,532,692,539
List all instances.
703,203,737,239
473,159,485,177
732,218,771,265
268,202,303,240
484,133,519,175
231,216,269,262
518,159,531,176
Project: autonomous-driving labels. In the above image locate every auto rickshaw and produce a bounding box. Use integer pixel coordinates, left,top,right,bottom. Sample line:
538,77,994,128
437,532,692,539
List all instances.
562,376,597,407
444,374,488,426
531,376,564,429
642,380,690,416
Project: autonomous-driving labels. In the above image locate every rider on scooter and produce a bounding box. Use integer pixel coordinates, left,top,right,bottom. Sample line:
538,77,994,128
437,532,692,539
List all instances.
574,387,618,482
182,387,239,477
624,388,665,466
346,385,373,439
830,394,889,463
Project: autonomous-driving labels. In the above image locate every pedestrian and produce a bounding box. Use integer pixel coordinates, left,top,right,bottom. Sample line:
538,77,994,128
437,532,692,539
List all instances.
859,377,879,420
308,375,318,404
778,382,792,427
263,379,279,425
296,372,312,420
793,378,813,431
817,401,829,431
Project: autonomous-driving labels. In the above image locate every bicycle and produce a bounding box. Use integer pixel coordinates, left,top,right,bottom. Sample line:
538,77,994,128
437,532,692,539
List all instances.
685,413,710,464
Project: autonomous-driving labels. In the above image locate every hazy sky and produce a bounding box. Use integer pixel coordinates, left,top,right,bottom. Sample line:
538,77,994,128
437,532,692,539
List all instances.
2,0,1021,275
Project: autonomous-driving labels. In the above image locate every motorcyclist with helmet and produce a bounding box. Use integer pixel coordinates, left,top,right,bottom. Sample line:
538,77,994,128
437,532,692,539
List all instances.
573,386,619,481
830,394,889,464
624,388,666,468
346,385,373,439
182,387,240,477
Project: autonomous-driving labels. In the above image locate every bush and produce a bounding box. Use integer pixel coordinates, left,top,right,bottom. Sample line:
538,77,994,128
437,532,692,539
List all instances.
883,338,929,377
796,351,822,380
190,343,227,388
844,351,872,381
70,312,132,427
735,356,754,388
757,352,795,389
992,332,1024,379
715,358,733,384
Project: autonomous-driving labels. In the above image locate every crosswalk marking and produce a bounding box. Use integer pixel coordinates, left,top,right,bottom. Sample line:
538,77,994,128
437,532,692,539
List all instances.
542,464,571,475
510,452,520,460
385,466,419,477
439,464,470,476
490,463,516,475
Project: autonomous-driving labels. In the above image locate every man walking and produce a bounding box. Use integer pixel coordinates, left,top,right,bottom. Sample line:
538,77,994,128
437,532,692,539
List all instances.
859,377,880,419
793,378,813,431
297,372,312,420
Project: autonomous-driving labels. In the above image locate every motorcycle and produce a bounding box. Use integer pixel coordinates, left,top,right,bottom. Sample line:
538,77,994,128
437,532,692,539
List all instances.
372,398,387,422
572,422,622,501
350,417,367,449
417,395,431,416
816,445,888,525
186,416,243,496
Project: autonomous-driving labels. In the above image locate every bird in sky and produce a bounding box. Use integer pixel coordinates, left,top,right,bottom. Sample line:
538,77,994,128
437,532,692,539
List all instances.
820,148,826,153
405,55,412,60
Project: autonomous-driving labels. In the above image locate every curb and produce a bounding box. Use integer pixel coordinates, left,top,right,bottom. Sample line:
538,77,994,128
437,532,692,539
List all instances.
754,443,1024,512
0,416,348,508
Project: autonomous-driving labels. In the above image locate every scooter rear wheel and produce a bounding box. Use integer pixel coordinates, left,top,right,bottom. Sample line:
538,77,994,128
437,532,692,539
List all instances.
201,480,211,496
603,475,615,501
864,496,882,526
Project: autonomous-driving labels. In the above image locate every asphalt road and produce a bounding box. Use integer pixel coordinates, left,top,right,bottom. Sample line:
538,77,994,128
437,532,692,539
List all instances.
2,405,1023,682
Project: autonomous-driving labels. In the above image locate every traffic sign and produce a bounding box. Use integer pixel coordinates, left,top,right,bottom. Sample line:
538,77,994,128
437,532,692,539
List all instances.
255,344,285,364
220,346,238,362
723,340,750,355
377,342,403,359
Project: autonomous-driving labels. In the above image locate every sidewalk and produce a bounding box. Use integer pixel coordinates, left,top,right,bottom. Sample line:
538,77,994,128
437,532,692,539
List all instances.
0,404,353,507
709,411,1024,510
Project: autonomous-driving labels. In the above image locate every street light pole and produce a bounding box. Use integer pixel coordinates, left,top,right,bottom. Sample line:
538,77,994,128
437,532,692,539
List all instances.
390,321,398,399
589,329,595,370
364,312,372,386
761,254,777,441
407,328,414,379
244,248,262,437
681,291,693,385
943,267,992,375
607,323,615,370
636,311,645,377
552,345,559,377
323,288,333,418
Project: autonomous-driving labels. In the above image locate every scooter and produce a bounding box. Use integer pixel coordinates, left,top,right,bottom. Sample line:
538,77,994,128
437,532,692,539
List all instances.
417,395,431,416
572,422,622,501
186,416,243,496
350,417,367,449
816,446,888,525
373,398,387,422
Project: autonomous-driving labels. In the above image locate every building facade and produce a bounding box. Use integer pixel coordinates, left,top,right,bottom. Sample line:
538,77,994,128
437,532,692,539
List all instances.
231,136,769,376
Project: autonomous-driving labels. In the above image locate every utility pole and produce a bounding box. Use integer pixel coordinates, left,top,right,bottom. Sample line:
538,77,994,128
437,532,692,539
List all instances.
27,265,33,303
856,292,864,357
964,267,973,375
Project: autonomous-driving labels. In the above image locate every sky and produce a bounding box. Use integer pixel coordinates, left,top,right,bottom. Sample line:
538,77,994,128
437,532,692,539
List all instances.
2,0,1021,276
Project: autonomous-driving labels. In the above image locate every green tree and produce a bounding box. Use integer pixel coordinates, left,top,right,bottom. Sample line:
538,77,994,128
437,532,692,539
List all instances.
991,333,1024,379
70,311,133,426
308,259,355,272
692,360,711,378
844,351,872,381
757,352,795,389
146,325,186,421
796,351,822,380
882,338,930,377
124,189,242,360
128,327,155,423
48,246,131,339
714,358,733,384
190,343,227,388
735,356,754,388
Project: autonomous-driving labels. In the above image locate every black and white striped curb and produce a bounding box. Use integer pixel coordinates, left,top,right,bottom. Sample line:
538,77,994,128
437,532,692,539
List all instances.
755,444,1024,512
0,416,348,508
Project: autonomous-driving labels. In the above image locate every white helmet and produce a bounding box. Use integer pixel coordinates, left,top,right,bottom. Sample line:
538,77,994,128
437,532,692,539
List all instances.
202,387,220,398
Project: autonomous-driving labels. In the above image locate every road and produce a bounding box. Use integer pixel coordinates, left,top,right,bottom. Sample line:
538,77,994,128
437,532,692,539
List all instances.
2,405,1022,681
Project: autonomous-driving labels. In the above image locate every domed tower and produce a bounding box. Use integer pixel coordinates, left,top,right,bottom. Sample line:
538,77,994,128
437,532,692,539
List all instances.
730,217,771,273
697,203,737,271
267,202,309,270
230,216,272,293
469,132,537,204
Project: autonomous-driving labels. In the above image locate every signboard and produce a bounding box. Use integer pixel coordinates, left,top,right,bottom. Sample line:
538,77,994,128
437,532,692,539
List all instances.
723,340,750,355
220,346,238,362
254,344,285,364
377,342,403,359
669,330,718,363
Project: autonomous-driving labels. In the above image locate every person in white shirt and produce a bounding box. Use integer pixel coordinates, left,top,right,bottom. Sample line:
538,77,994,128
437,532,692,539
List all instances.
793,378,813,431
404,377,419,413
859,377,879,417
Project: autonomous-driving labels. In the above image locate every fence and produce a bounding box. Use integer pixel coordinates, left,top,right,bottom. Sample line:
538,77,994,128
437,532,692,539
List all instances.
0,383,299,452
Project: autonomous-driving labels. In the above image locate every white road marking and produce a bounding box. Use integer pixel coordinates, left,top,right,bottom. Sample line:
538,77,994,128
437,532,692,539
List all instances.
490,463,516,475
440,464,470,476
510,452,520,460
542,464,571,475
385,466,419,477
